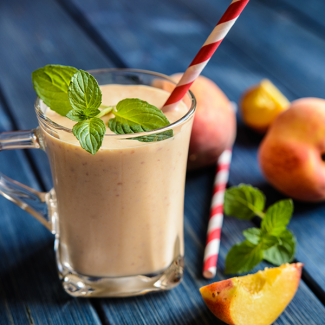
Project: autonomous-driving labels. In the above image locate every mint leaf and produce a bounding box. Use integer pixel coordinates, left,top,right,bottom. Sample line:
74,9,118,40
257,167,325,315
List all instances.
32,65,77,116
66,108,87,122
130,131,173,142
225,240,264,274
243,228,278,249
225,186,296,273
243,228,261,245
261,199,293,236
72,117,106,155
68,70,102,114
224,184,265,220
66,107,101,122
263,230,296,265
108,98,173,141
260,234,279,250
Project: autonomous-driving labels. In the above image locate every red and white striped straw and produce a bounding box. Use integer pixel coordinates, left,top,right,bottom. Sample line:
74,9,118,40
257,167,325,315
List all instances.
203,149,232,279
162,0,249,113
160,0,247,277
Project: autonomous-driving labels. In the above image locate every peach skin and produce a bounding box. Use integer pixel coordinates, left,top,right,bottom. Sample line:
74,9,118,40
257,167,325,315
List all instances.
200,263,303,325
153,74,236,170
258,98,325,202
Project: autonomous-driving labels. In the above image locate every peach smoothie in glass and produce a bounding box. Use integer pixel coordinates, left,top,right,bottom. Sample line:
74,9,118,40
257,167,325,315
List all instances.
32,68,196,297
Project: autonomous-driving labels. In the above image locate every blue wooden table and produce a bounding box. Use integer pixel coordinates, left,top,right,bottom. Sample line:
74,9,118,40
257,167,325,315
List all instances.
1,0,325,324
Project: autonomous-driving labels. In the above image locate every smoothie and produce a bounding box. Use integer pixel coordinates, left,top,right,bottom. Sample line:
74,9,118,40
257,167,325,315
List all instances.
41,84,193,277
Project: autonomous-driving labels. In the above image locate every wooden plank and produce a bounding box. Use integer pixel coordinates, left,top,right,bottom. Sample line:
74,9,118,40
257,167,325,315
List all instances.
98,168,325,325
261,0,325,34
171,0,325,294
0,0,116,191
0,101,101,324
67,0,325,322
0,0,116,322
184,169,325,325
67,0,298,101
230,120,325,292
177,0,325,99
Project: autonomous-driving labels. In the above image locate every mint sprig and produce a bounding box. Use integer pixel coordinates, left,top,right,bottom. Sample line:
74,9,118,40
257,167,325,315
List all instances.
263,230,296,265
32,65,77,116
73,118,106,155
224,184,265,219
225,240,264,274
261,199,293,236
32,65,174,154
242,227,261,245
108,98,173,141
66,69,105,154
68,70,102,114
224,184,296,274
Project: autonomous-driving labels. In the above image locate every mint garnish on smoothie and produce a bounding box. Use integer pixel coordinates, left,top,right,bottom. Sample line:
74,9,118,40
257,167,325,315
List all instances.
32,65,78,116
109,98,173,142
32,64,173,154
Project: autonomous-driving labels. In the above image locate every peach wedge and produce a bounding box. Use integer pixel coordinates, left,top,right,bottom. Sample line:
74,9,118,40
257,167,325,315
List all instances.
200,263,303,325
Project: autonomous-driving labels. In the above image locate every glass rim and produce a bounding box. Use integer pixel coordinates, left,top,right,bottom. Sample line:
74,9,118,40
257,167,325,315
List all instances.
34,68,197,139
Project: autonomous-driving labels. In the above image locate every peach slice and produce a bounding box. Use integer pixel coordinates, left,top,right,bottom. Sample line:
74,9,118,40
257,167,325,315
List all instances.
200,263,303,325
240,79,290,133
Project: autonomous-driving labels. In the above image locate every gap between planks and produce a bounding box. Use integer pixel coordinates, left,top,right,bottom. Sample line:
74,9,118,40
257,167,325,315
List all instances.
91,300,111,325
55,0,128,69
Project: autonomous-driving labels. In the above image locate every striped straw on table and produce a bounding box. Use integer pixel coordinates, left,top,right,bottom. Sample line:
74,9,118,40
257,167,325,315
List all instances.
203,149,232,279
162,0,250,113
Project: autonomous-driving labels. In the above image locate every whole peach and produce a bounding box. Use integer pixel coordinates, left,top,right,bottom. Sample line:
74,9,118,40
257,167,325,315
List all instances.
171,74,236,170
258,98,325,202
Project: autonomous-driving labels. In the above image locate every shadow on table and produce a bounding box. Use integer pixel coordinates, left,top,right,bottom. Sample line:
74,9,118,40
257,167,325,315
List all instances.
235,119,264,148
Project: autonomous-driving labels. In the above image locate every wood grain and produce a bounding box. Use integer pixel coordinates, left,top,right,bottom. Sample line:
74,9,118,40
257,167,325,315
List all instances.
0,102,101,324
65,0,325,323
0,0,115,191
1,0,325,323
0,0,115,323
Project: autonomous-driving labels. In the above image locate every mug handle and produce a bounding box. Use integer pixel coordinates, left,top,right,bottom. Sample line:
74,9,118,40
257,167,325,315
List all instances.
0,127,55,233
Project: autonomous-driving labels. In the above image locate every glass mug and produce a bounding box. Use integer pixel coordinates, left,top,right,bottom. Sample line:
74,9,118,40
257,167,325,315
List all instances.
0,69,196,297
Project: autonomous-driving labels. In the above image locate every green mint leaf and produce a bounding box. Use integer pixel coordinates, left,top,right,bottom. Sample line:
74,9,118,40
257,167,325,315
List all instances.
72,117,106,155
263,230,296,265
243,228,261,245
32,65,78,116
130,130,173,142
260,234,279,250
108,98,173,141
224,184,266,220
84,107,102,118
66,107,101,122
261,199,293,236
66,108,87,122
243,228,278,250
225,240,264,274
68,70,102,114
